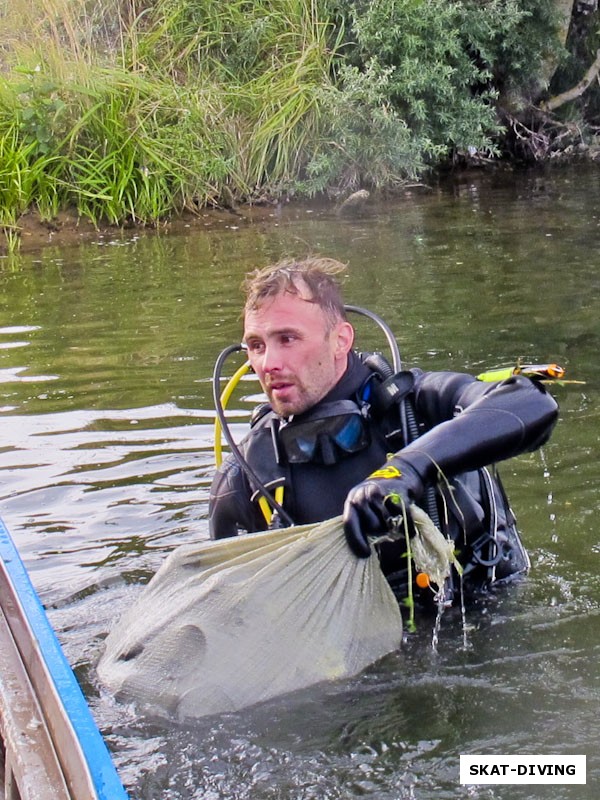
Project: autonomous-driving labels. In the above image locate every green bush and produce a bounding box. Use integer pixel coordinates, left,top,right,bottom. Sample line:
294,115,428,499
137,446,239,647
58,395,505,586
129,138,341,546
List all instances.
324,0,563,164
299,60,427,194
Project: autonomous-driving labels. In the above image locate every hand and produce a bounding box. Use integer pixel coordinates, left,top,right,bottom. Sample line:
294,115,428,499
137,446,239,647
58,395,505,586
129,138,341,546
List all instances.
342,458,424,558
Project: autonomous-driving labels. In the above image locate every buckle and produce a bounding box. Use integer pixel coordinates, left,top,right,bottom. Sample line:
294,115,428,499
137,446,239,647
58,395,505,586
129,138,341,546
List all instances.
470,532,505,567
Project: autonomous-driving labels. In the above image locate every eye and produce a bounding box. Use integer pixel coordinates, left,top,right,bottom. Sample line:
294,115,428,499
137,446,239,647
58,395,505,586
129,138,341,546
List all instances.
280,333,298,345
246,339,265,354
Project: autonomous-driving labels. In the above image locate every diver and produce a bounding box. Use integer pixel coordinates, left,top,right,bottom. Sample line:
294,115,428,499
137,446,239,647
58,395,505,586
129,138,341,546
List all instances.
208,257,559,608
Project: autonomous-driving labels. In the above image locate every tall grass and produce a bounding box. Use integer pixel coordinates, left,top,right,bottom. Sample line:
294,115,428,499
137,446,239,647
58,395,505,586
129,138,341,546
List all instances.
0,0,577,254
0,0,341,249
130,0,341,196
0,0,131,68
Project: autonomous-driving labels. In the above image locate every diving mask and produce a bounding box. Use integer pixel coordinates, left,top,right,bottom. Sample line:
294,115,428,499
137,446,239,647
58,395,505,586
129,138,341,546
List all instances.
278,400,370,465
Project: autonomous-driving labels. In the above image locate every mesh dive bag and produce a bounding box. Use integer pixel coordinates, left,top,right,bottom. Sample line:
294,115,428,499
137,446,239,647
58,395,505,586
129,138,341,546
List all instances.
97,516,403,720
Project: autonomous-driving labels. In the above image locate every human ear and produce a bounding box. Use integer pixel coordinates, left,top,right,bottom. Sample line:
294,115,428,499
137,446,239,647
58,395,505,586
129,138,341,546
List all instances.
334,321,354,356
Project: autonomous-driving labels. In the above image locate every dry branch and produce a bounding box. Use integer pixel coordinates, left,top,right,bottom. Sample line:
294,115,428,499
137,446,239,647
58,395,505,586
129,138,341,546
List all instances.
540,49,600,112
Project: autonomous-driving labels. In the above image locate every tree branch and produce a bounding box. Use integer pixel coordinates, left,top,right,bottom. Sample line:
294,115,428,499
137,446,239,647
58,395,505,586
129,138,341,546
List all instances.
539,49,600,112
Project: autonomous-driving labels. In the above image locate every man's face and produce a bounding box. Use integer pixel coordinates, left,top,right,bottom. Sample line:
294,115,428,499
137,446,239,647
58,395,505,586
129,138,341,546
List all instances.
243,286,354,417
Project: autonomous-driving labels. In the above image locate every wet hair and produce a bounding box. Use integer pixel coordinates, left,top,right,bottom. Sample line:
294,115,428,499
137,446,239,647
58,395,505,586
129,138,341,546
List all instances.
242,257,348,328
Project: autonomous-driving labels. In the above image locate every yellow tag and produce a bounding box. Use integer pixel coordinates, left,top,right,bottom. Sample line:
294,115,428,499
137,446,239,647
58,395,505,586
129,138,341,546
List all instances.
369,465,402,480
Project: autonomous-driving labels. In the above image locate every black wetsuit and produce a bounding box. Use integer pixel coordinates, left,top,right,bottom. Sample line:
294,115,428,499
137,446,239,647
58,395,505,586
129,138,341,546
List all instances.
209,352,558,604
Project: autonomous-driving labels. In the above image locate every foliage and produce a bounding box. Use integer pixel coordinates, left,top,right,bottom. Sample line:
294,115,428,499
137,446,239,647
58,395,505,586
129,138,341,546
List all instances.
133,0,340,195
463,0,564,99
0,0,592,249
326,0,565,162
0,72,64,227
63,72,235,223
132,0,329,79
0,0,341,244
299,61,427,194
0,62,234,228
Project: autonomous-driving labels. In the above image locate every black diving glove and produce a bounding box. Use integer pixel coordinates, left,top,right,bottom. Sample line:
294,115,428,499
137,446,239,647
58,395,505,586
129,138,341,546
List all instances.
342,457,425,558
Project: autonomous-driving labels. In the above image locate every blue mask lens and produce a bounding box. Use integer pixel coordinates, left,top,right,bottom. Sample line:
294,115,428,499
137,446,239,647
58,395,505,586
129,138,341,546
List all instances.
279,403,370,465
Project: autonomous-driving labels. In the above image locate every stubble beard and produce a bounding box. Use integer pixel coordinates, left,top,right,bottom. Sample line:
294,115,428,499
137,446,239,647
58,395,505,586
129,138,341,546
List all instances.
266,366,336,418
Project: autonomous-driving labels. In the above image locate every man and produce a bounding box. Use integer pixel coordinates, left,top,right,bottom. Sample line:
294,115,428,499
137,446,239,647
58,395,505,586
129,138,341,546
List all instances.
209,257,559,606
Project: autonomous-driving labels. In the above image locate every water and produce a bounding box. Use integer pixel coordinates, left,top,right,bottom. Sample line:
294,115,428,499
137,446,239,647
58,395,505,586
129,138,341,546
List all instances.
0,167,598,798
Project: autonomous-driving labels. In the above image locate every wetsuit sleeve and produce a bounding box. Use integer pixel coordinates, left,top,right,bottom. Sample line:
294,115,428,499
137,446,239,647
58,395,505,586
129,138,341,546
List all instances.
343,370,559,558
403,371,559,483
208,456,260,539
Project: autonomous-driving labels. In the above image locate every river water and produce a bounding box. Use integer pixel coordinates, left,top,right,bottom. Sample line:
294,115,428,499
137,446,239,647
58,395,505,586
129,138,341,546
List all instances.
0,167,598,799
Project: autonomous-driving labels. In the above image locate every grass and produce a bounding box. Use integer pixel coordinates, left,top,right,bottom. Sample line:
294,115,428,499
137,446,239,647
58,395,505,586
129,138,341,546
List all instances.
5,0,522,253
0,0,583,254
0,0,343,250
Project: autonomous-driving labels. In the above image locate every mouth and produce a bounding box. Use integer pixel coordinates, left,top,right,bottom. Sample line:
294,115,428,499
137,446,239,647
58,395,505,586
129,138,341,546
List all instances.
266,379,295,402
269,381,292,394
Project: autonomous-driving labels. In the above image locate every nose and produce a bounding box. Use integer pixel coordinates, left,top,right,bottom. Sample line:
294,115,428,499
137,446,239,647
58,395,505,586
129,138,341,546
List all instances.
248,340,282,378
261,342,283,374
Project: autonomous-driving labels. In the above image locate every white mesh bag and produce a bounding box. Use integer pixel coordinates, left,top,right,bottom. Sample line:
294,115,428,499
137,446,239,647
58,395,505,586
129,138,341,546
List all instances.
97,516,403,720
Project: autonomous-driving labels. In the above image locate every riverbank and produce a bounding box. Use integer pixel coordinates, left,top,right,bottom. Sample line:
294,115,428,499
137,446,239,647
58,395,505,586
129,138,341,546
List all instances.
3,202,292,255
2,181,404,255
5,1,595,262
6,151,596,257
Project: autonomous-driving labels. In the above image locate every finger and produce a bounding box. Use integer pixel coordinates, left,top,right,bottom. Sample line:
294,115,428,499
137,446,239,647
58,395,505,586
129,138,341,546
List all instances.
342,507,372,558
361,483,392,529
383,491,408,517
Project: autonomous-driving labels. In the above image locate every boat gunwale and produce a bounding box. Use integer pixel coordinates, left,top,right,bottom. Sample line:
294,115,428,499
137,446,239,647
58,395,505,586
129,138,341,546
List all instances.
0,517,128,800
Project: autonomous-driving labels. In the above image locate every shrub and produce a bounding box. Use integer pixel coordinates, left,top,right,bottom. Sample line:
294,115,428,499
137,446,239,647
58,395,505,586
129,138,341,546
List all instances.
324,0,564,164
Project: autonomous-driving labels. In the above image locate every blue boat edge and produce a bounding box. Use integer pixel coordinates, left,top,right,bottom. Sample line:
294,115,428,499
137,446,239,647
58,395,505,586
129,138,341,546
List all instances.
0,515,129,800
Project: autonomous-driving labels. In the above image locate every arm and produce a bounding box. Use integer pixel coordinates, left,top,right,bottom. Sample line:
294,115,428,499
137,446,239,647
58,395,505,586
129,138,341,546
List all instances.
343,371,559,556
405,370,558,480
208,457,260,539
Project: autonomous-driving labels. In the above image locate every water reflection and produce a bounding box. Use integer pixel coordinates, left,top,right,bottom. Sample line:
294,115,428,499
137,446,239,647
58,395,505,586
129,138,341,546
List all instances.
0,405,215,598
0,167,598,798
